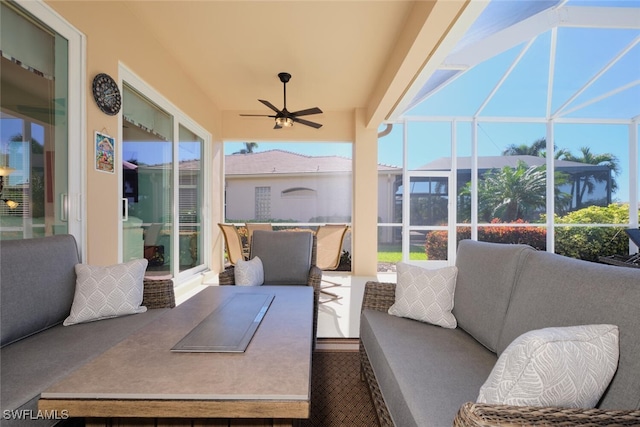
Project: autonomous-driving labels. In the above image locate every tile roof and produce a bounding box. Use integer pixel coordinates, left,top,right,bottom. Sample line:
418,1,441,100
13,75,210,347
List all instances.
418,155,609,172
225,149,398,175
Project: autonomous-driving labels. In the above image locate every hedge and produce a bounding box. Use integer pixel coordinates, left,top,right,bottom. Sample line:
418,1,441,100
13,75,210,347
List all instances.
425,219,546,260
425,204,636,262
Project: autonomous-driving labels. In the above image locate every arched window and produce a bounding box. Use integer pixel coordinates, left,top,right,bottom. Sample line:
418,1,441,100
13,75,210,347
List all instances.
282,187,316,198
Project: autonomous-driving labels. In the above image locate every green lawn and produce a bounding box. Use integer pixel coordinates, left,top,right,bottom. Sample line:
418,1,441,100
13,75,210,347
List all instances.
378,243,427,262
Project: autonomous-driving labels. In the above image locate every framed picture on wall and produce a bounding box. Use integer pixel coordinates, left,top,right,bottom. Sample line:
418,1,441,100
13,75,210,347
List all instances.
95,131,115,173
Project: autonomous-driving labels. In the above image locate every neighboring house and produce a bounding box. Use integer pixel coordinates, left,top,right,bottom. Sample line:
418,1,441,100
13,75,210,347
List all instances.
138,150,611,248
225,149,400,224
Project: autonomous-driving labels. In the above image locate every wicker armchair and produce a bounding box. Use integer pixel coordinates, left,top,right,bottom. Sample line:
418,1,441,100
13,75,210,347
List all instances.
218,232,322,347
359,281,640,427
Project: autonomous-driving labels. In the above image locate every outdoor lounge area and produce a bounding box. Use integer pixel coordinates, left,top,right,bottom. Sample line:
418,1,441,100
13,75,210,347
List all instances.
1,0,639,426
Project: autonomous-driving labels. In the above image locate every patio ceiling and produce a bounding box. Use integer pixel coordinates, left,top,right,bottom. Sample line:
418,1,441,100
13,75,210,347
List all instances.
392,0,640,121
120,1,473,129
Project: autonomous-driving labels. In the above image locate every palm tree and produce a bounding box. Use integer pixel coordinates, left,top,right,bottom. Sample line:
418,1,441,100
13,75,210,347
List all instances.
458,160,572,223
478,161,547,222
560,146,619,208
502,138,547,156
234,142,259,154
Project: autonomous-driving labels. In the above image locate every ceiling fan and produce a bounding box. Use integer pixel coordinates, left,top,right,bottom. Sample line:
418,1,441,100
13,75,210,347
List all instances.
240,72,323,129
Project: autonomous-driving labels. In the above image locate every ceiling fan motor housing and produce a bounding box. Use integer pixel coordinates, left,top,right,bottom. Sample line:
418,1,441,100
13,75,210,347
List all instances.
278,72,291,83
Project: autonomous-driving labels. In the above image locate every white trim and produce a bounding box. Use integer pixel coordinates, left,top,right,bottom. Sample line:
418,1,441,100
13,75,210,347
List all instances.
561,6,640,30
471,119,478,241
553,37,640,119
401,116,635,125
391,0,489,119
546,121,555,253
630,121,639,254
401,118,410,262
559,80,640,118
404,170,452,265
16,0,87,260
475,38,535,118
546,28,558,120
118,64,212,284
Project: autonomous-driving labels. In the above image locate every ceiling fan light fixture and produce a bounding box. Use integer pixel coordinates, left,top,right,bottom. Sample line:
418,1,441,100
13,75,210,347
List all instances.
275,117,294,127
239,73,322,129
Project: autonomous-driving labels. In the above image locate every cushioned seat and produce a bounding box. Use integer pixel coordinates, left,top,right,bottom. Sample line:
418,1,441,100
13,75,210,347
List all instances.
0,235,175,427
360,309,497,427
1,308,169,426
360,240,640,427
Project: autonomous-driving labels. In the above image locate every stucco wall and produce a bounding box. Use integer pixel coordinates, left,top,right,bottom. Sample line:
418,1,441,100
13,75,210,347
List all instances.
45,1,223,268
226,174,352,223
44,2,380,276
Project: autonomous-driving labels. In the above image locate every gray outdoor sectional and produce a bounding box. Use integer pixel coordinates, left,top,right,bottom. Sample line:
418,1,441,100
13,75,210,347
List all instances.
0,235,175,427
360,239,640,427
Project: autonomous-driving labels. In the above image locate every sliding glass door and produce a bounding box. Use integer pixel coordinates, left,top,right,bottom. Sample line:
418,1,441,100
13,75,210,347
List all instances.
0,1,83,247
121,84,173,275
178,126,203,273
120,78,208,281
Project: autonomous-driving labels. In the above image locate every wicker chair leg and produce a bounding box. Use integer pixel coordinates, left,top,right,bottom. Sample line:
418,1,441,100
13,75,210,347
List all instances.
360,341,394,427
142,277,176,309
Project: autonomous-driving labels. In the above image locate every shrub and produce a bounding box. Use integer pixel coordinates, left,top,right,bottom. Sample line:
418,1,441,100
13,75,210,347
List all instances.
425,219,547,260
552,204,632,262
426,204,637,262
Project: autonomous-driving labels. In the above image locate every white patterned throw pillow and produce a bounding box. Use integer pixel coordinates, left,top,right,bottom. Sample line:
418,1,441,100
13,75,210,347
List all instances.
234,256,264,286
477,324,619,408
63,259,148,326
388,263,457,329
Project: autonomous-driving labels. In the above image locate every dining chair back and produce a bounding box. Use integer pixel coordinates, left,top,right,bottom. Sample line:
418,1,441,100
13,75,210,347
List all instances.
251,230,315,286
245,223,273,250
218,223,245,265
315,224,349,271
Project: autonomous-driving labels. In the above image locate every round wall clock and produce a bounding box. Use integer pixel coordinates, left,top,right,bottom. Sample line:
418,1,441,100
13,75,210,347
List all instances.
92,73,122,115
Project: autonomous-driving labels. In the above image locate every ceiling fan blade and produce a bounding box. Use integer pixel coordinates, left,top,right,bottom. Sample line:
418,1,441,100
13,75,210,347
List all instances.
239,114,276,117
291,107,323,117
259,99,282,114
292,117,323,129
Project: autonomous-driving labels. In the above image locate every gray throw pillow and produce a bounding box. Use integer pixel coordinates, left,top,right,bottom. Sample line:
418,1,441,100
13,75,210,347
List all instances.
235,256,264,286
477,324,619,408
63,259,148,326
388,262,458,329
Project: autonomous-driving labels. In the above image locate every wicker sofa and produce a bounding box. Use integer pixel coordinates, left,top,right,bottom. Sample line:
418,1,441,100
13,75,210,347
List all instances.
360,239,640,427
0,235,175,427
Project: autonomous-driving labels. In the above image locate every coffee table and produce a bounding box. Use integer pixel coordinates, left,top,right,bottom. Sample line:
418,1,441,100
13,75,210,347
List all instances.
39,285,314,427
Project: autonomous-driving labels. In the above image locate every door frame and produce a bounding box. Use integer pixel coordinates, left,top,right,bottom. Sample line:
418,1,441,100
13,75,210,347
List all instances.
402,170,454,268
118,64,211,283
17,0,87,259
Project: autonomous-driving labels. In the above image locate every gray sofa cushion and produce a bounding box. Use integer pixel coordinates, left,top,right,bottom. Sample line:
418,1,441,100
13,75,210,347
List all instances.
453,240,534,352
1,308,169,424
1,235,79,347
360,309,497,427
250,230,313,285
498,250,640,410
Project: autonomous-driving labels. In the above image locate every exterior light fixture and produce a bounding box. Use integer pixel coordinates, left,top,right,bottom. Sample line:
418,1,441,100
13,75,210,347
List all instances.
0,166,16,177
275,117,294,128
3,199,18,209
0,166,17,208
